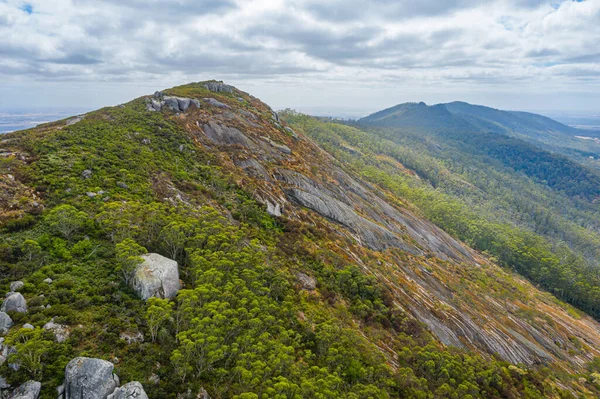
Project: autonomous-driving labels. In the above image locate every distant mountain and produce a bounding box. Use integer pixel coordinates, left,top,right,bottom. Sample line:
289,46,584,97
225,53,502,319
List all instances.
361,100,594,137
360,100,600,170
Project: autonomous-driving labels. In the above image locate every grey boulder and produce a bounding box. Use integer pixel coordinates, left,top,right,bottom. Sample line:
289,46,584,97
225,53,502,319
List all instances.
202,121,256,149
266,201,282,217
203,98,230,109
203,82,234,93
296,272,317,291
9,281,24,292
107,382,148,399
132,253,180,300
43,319,69,343
64,357,118,399
1,292,27,313
7,380,41,399
0,312,13,334
162,96,180,112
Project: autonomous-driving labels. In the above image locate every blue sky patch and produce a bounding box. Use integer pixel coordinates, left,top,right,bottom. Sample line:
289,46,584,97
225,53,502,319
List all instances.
21,3,33,14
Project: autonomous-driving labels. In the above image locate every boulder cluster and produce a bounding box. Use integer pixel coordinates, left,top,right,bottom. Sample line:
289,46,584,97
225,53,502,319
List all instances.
1,356,151,399
145,91,200,113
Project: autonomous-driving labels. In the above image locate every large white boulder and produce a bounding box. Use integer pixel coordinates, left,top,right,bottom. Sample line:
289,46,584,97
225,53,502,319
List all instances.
132,253,180,300
63,357,118,399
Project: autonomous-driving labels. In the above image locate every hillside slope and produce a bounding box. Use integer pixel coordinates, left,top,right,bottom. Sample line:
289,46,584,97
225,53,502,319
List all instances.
1,82,600,398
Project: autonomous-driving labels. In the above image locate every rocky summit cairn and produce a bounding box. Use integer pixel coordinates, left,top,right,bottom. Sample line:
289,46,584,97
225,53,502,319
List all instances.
132,253,180,300
107,382,148,399
0,311,13,334
63,357,118,399
7,380,41,399
1,292,27,313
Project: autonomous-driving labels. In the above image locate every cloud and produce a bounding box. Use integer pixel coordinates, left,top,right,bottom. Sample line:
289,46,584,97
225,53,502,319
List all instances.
0,0,598,112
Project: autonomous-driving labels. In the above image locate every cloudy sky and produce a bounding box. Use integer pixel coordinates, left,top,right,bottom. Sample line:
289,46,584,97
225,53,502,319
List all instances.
0,0,598,116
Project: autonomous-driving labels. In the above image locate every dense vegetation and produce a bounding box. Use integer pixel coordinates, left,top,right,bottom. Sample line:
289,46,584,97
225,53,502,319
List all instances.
282,112,600,321
0,95,592,398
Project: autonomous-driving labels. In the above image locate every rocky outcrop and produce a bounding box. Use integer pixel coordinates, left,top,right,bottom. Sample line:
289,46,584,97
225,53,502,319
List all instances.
203,82,234,93
43,319,69,343
63,357,118,399
107,382,148,399
285,187,411,253
266,201,282,217
202,121,256,149
146,92,200,113
0,312,12,334
9,281,24,292
1,292,27,313
233,158,271,181
7,380,41,399
66,116,83,126
119,331,144,345
203,98,230,109
261,137,291,154
296,272,316,291
284,126,300,140
132,253,180,300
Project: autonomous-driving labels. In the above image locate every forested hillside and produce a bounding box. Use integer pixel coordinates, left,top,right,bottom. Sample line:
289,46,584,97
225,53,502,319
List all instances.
1,82,600,398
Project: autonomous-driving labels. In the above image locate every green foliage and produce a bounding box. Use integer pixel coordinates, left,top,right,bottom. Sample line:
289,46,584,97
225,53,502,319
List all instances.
115,238,147,284
5,327,54,379
145,297,173,342
44,204,88,241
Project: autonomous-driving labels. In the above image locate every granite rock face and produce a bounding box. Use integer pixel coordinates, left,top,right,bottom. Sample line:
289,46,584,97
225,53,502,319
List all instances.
1,293,27,313
203,98,230,109
107,382,148,399
203,82,234,93
132,253,180,300
0,312,13,334
266,201,282,217
63,357,118,399
202,122,256,149
146,92,201,113
7,380,41,399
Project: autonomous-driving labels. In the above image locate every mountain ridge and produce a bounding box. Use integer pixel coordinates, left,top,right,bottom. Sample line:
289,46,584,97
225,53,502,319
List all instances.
1,81,600,398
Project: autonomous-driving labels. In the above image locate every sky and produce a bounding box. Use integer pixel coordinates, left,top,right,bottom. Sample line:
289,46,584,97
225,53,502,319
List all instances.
0,0,599,117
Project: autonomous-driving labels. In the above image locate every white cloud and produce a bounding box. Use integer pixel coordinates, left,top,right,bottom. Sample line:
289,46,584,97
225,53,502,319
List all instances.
0,0,598,114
